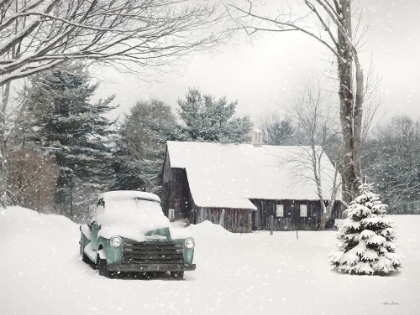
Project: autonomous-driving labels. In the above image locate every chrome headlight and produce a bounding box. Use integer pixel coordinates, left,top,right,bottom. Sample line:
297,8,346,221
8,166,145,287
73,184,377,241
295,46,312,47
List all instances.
184,238,195,249
110,236,122,248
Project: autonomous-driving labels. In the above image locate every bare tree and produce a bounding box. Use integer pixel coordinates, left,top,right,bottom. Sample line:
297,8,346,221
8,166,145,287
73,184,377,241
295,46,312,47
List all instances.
360,64,383,142
363,116,420,214
7,149,59,212
228,0,367,206
280,79,341,229
0,0,225,208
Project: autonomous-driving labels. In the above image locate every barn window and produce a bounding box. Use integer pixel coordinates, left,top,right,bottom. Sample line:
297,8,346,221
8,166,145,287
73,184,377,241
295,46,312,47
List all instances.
276,205,284,217
300,205,307,217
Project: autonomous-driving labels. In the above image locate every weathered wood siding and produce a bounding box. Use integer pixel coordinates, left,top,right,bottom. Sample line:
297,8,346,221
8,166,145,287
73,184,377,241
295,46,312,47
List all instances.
162,151,194,222
250,199,341,231
195,206,253,233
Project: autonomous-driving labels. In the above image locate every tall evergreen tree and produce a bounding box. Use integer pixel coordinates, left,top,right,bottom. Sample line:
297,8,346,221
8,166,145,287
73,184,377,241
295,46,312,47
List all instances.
21,66,117,219
330,183,403,275
177,88,252,143
111,99,181,194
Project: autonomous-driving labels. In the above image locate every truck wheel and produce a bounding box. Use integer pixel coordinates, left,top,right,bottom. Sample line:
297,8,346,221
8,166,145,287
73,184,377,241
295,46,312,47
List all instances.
98,258,109,277
172,271,184,280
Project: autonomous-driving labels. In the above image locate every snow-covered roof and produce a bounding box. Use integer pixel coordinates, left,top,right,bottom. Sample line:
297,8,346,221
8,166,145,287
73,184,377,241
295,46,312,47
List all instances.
167,141,341,210
99,191,161,203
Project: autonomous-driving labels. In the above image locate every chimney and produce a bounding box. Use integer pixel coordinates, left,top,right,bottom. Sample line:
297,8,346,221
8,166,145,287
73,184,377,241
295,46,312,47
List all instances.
251,128,263,147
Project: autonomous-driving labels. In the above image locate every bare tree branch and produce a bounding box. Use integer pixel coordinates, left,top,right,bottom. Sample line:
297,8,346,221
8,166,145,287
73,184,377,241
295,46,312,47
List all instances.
0,0,226,86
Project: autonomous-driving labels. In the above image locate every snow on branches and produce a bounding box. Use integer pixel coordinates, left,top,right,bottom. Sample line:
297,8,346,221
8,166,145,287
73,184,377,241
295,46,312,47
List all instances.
330,183,403,275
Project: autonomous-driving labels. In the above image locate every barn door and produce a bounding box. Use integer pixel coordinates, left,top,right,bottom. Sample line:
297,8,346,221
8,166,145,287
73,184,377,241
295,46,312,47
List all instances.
291,202,300,230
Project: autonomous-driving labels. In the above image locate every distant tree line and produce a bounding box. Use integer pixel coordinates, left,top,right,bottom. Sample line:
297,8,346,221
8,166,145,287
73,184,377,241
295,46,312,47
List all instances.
5,63,419,218
259,113,420,214
363,116,420,214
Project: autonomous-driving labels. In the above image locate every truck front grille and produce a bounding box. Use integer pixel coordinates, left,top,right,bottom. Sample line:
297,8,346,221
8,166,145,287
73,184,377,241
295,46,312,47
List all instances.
122,241,184,265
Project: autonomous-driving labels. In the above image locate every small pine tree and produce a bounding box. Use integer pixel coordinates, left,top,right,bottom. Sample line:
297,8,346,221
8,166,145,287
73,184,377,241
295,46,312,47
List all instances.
330,183,403,275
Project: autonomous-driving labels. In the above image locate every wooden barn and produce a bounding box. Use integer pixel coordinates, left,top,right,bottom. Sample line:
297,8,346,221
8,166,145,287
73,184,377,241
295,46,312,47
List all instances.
162,138,341,233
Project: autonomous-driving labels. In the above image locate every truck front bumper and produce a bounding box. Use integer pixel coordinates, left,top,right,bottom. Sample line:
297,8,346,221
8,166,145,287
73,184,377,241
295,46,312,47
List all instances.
107,263,196,273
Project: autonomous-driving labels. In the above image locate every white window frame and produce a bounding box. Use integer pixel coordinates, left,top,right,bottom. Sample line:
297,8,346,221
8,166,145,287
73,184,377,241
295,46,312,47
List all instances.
300,204,308,217
276,204,284,217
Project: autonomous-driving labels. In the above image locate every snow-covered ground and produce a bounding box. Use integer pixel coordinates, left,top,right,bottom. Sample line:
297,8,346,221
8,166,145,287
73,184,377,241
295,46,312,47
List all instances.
1,207,419,315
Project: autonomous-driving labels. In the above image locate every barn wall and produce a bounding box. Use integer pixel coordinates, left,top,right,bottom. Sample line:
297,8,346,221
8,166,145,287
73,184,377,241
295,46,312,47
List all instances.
162,151,194,222
162,151,171,216
195,206,253,233
249,199,341,231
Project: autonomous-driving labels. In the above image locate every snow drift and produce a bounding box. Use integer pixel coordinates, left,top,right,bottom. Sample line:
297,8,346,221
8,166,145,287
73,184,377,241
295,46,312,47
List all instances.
1,206,419,315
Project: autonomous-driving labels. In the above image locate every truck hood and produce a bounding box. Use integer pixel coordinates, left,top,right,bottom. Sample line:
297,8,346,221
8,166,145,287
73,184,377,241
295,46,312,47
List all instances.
97,203,171,242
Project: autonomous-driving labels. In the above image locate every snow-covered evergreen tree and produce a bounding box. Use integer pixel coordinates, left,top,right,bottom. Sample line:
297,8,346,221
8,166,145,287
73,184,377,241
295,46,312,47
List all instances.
177,88,252,143
111,99,181,194
330,183,403,275
21,65,117,219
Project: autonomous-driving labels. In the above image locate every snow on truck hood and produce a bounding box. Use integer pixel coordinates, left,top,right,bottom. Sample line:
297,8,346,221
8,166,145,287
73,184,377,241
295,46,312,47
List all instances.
96,198,171,242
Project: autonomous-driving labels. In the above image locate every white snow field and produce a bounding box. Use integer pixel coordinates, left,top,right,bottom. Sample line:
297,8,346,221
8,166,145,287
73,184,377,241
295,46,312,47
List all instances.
1,207,419,315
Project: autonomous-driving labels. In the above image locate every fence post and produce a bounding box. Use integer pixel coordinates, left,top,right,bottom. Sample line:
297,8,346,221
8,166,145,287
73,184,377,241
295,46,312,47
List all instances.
270,215,274,235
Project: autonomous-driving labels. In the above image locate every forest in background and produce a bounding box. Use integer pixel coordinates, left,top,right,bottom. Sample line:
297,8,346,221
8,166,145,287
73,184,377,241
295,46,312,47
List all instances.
4,63,419,221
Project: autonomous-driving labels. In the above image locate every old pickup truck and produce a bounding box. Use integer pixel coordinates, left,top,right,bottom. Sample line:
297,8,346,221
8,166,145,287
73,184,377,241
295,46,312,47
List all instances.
79,191,196,279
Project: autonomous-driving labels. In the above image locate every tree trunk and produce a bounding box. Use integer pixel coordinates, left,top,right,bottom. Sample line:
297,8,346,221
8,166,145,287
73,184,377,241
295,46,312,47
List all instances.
317,152,340,230
320,212,330,230
337,0,363,207
0,81,11,208
319,201,337,230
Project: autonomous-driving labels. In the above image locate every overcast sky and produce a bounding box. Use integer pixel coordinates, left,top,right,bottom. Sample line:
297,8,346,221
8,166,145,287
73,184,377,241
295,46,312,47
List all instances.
95,0,420,126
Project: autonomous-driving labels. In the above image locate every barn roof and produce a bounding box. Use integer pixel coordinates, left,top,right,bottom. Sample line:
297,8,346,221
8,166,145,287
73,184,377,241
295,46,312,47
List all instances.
166,141,341,210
